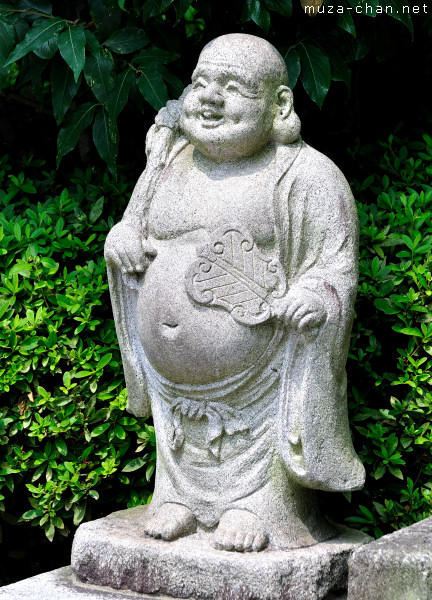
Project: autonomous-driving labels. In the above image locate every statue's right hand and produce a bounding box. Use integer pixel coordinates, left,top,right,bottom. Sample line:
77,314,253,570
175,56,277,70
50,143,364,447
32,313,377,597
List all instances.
104,222,157,275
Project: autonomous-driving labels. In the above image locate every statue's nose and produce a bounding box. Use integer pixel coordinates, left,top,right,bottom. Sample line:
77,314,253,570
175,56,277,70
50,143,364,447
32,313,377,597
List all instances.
199,82,224,105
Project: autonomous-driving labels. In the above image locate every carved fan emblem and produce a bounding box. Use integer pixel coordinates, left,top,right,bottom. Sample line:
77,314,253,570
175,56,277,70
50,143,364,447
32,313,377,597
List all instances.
185,225,286,325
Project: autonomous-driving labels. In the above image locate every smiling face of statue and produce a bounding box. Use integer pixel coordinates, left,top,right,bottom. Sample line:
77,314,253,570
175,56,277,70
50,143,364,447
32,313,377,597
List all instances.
180,34,289,162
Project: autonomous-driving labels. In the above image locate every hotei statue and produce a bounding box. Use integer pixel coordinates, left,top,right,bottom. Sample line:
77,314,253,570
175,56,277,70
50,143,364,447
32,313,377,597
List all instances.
104,33,365,553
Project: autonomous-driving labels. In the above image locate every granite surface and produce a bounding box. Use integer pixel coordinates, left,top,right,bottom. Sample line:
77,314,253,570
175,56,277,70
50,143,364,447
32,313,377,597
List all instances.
348,516,432,599
71,506,370,600
0,566,349,599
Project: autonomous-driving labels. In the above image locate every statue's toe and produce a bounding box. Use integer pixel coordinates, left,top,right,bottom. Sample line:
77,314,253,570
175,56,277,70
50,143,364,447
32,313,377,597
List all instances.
242,532,255,552
213,509,268,552
251,531,268,551
144,503,196,541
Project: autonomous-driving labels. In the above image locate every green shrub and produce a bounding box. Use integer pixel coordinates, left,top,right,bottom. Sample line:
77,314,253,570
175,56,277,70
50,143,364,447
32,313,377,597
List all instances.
344,133,432,537
0,156,156,543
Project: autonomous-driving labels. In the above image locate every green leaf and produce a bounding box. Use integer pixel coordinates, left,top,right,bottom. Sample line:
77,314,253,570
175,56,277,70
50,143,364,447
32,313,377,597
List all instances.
14,222,21,240
359,505,374,520
0,299,10,320
298,43,331,108
399,327,422,337
384,0,413,38
122,456,147,472
88,0,122,39
58,26,86,83
32,35,58,59
9,263,32,277
57,102,97,166
141,0,159,22
20,337,39,350
106,68,134,120
283,47,301,89
388,465,404,479
133,47,179,66
93,107,118,175
104,27,148,54
22,509,44,520
56,293,73,307
0,20,16,74
137,65,169,111
244,0,271,32
55,438,67,456
161,0,175,10
160,65,184,97
12,16,29,43
174,0,193,25
337,1,356,37
84,29,100,57
95,352,112,371
4,17,65,66
50,59,80,124
114,424,126,439
73,502,86,526
89,196,105,223
91,423,110,437
84,48,115,103
374,298,400,314
373,464,386,479
400,234,414,250
328,48,351,88
263,0,292,18
14,0,52,15
146,462,155,481
74,370,94,378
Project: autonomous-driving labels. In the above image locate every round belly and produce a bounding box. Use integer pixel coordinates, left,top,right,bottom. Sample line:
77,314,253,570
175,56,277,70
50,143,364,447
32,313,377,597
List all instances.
137,241,275,384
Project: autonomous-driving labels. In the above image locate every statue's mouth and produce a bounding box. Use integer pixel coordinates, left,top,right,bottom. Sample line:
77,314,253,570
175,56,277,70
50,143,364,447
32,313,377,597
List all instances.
200,110,223,127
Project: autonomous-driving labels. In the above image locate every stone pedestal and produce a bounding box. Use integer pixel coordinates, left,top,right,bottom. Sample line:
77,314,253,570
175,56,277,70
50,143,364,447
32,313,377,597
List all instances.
348,516,432,600
71,506,370,600
0,567,149,599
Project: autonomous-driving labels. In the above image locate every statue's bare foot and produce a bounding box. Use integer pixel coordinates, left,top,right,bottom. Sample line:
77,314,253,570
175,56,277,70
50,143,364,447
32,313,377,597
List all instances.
213,509,268,552
144,503,196,541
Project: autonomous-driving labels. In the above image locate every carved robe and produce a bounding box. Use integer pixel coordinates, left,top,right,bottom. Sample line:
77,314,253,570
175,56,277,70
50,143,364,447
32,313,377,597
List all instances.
106,111,365,541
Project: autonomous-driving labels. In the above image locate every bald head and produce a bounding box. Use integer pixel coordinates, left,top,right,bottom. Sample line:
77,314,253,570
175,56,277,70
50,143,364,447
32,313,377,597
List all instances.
180,33,300,161
197,34,289,91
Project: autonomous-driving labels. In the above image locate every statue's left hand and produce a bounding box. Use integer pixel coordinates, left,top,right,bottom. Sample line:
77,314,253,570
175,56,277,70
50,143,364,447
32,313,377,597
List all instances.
271,290,326,332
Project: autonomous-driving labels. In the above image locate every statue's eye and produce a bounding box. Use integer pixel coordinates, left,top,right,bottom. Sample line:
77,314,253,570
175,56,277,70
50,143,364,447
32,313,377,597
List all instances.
225,82,240,93
192,79,206,90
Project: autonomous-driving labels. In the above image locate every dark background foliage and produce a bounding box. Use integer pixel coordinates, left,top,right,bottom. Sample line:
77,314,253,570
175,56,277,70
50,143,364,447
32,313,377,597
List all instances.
0,0,431,587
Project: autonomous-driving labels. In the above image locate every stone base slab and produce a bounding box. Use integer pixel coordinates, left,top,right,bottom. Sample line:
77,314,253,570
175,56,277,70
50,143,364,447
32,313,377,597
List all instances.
71,506,370,600
0,567,173,599
348,516,432,600
0,566,347,599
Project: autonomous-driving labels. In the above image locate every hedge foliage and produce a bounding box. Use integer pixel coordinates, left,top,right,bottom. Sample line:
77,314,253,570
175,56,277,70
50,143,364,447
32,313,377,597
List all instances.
0,157,156,543
345,133,432,537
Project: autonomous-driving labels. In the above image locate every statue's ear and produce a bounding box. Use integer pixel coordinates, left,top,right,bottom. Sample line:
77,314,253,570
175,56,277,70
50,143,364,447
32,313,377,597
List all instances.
272,86,301,145
275,86,293,120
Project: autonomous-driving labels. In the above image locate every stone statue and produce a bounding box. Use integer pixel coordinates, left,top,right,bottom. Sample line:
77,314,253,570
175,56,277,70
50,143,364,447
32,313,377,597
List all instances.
104,33,365,554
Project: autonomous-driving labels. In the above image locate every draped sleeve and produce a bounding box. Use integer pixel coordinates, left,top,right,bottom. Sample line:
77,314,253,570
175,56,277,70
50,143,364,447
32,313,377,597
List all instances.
273,143,366,492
